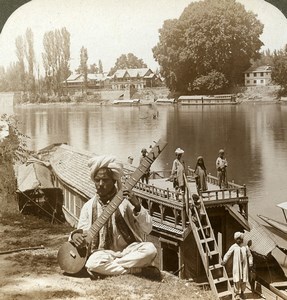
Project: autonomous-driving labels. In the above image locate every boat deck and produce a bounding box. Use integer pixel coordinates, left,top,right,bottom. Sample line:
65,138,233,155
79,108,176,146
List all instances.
150,177,241,202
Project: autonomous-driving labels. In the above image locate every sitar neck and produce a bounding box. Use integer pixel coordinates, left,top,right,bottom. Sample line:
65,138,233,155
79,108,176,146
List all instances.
87,142,164,239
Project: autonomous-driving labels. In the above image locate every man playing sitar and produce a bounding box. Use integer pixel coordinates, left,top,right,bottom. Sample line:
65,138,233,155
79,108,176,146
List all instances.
67,155,158,278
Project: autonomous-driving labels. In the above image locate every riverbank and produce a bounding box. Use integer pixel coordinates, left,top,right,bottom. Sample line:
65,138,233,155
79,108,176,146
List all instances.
12,85,281,107
0,196,215,300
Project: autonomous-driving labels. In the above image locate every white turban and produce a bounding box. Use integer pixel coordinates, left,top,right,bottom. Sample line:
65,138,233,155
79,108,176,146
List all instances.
234,232,244,240
175,148,184,154
88,155,123,189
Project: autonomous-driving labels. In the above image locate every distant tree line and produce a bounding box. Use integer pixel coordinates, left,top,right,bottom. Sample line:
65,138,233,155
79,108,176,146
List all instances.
2,0,287,99
0,27,148,102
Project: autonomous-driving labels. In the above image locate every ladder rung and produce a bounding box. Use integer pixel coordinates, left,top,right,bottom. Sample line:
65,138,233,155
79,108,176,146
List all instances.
198,225,210,230
200,237,214,243
214,276,228,284
217,290,233,298
209,250,219,256
209,263,223,270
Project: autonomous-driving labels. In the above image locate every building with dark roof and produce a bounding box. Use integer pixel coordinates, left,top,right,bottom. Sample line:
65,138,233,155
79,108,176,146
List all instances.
244,65,272,86
63,72,111,90
110,68,160,90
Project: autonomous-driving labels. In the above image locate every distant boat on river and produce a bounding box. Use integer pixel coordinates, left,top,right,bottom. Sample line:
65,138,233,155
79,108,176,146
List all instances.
155,98,176,104
178,94,239,105
112,99,140,105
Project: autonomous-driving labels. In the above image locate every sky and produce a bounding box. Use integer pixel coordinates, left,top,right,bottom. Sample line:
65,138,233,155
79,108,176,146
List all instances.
0,0,286,75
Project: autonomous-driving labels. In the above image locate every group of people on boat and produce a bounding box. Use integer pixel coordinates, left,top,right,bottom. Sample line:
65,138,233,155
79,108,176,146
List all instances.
129,145,228,196
170,147,228,196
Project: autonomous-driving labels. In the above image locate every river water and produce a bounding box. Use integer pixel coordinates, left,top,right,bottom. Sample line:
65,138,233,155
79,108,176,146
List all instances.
3,101,287,222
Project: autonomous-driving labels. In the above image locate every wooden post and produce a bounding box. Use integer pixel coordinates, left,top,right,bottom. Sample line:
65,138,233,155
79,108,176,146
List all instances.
181,206,186,229
178,246,183,279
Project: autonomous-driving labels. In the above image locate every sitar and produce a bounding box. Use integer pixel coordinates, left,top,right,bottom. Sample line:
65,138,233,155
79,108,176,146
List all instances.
57,138,167,274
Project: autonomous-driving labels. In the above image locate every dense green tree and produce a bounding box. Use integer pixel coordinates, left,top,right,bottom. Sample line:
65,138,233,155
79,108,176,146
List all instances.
0,114,30,211
25,28,35,95
15,35,26,92
109,53,147,75
42,27,71,95
78,46,88,89
153,0,264,93
0,66,7,91
58,27,71,90
98,59,103,73
192,70,228,93
88,63,98,74
5,63,23,92
251,49,274,68
272,45,287,95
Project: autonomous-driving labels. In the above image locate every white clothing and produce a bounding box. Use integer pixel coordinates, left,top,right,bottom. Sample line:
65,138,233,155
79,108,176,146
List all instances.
171,158,185,187
71,193,156,275
86,242,157,275
216,157,228,170
222,243,253,283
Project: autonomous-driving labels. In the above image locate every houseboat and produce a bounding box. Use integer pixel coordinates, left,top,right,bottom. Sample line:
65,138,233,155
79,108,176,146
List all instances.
155,98,176,104
177,94,238,105
36,143,287,299
112,99,140,105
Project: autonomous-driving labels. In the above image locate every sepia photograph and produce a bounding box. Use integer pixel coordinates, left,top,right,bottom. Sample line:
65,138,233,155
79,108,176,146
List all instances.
1,0,287,299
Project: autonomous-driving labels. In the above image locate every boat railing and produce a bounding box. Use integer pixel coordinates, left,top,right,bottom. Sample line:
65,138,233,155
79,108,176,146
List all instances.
134,180,179,202
122,173,189,232
187,167,247,197
200,187,247,202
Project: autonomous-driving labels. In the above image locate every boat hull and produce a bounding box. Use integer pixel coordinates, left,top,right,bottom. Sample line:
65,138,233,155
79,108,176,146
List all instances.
258,214,287,236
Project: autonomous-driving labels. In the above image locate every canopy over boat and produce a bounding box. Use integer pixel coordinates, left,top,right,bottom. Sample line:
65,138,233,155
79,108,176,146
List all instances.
277,202,287,210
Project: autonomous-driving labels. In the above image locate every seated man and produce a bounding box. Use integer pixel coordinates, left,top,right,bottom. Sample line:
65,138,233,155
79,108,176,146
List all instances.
70,155,159,279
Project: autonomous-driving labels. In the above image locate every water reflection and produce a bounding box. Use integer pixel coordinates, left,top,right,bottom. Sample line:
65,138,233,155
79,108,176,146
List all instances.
12,102,287,220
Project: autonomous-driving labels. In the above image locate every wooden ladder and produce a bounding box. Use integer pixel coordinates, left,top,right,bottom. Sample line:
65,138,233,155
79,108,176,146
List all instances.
188,195,234,300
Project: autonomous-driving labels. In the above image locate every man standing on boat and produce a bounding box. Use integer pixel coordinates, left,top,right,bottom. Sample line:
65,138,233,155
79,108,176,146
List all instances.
221,232,253,300
140,148,150,184
70,155,159,279
171,148,186,198
216,149,228,189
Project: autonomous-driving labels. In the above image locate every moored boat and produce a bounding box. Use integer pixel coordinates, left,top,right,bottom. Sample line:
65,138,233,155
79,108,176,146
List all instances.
178,94,238,105
258,214,287,236
112,99,140,105
258,202,287,237
155,98,176,104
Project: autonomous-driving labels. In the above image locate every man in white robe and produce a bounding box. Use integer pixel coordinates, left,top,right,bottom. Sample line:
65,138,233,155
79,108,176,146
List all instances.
222,232,253,299
70,155,159,279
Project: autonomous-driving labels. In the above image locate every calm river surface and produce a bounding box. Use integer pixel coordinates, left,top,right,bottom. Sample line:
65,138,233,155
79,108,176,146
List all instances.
7,102,287,221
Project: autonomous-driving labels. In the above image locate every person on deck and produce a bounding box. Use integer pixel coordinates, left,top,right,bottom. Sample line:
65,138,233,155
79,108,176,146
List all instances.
221,232,253,300
171,148,186,197
194,156,208,193
70,155,159,279
140,148,150,184
190,193,206,227
216,149,228,189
